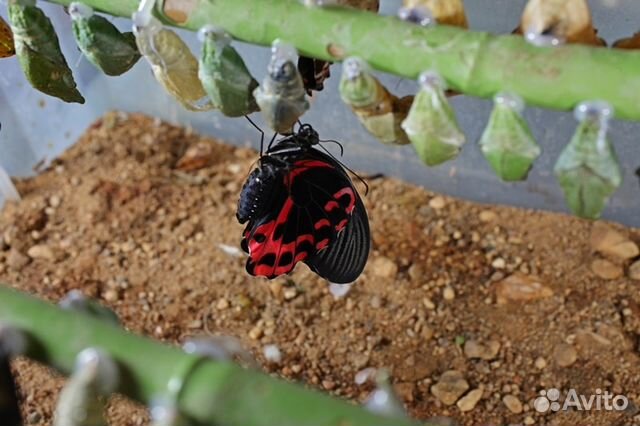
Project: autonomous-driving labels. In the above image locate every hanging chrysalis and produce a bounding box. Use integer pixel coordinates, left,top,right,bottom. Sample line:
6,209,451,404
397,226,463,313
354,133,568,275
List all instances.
613,32,640,50
0,326,26,426
554,101,622,219
253,40,309,134
197,25,259,117
69,2,140,76
479,92,541,181
8,0,84,103
398,0,467,28
518,0,605,46
339,56,410,145
59,290,121,326
53,348,119,426
0,16,15,58
132,0,213,111
400,71,465,165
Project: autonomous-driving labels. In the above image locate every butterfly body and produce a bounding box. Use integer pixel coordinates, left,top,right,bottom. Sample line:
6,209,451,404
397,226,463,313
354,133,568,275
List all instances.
237,125,370,283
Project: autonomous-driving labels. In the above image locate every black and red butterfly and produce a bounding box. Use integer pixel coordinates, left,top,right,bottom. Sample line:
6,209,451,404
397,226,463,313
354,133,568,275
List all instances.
236,123,370,283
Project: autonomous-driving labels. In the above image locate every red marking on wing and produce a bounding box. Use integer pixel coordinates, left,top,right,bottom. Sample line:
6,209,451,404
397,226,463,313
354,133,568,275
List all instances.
315,219,331,230
284,160,333,187
336,219,348,231
316,238,329,250
334,187,356,214
325,200,339,212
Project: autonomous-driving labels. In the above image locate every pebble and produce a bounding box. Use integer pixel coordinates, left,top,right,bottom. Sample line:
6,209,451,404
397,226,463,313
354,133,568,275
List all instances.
103,289,119,302
431,370,469,405
502,395,523,414
27,411,41,424
491,258,506,269
49,195,61,208
263,344,282,363
322,380,336,390
479,210,497,223
7,249,30,271
27,244,56,261
370,295,382,309
456,388,483,412
524,416,535,425
629,261,640,281
283,287,298,300
463,340,500,360
494,273,553,304
216,298,229,310
534,356,547,370
590,223,639,260
248,326,263,340
590,259,623,280
423,297,436,310
188,320,202,329
443,287,455,301
553,343,578,367
370,256,398,279
429,196,446,210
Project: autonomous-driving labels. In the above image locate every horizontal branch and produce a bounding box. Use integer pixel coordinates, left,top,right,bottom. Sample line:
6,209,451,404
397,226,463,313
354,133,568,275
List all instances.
0,285,421,426
40,0,640,121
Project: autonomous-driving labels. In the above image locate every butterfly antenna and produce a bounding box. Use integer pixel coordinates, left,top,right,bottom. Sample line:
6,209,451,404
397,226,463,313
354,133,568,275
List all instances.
316,143,369,195
244,115,264,155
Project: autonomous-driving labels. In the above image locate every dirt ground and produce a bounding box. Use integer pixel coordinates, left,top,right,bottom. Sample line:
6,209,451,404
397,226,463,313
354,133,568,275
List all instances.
1,112,639,426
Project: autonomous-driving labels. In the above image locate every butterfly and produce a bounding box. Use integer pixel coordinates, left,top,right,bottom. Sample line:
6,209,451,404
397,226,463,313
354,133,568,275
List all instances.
297,56,332,96
237,123,370,284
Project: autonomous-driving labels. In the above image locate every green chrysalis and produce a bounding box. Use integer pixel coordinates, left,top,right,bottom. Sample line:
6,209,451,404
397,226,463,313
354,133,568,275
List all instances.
8,0,84,103
198,26,258,117
479,92,541,181
554,101,622,219
339,56,410,145
253,40,309,134
401,71,465,165
70,2,140,77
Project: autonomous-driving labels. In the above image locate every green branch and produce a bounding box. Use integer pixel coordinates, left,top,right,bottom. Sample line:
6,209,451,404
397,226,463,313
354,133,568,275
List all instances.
0,285,422,426
39,0,640,121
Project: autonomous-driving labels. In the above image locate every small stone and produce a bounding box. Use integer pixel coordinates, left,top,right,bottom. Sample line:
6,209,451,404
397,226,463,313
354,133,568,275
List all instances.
103,289,119,302
590,223,639,260
269,281,283,297
491,258,506,269
431,370,469,405
248,326,263,340
494,273,553,304
188,320,202,329
503,395,523,414
524,416,535,425
263,344,282,363
456,388,483,412
27,411,41,424
322,380,336,390
443,287,455,301
176,142,214,171
429,196,446,210
534,356,547,370
575,330,612,350
370,295,382,309
591,259,623,280
283,287,298,300
216,298,229,310
423,297,436,310
553,343,578,367
291,364,302,374
370,256,398,279
463,340,500,360
629,261,640,281
27,244,56,261
479,210,497,222
7,249,30,271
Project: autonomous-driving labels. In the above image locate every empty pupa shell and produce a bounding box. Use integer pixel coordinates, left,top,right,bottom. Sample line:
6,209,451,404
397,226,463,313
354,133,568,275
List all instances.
518,0,605,46
479,93,541,181
70,2,140,76
8,0,84,103
401,71,465,165
340,56,410,145
133,13,213,111
0,16,15,58
554,101,621,219
400,0,467,27
198,26,258,117
253,40,309,134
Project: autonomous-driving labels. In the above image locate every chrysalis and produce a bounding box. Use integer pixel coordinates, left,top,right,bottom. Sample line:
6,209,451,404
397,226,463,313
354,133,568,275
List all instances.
339,56,410,145
132,2,213,112
197,26,258,117
401,71,465,165
53,348,119,426
554,101,621,219
0,328,23,426
0,16,15,58
399,0,467,27
518,0,605,46
253,40,309,134
479,92,541,181
613,32,640,50
8,0,84,103
69,2,140,76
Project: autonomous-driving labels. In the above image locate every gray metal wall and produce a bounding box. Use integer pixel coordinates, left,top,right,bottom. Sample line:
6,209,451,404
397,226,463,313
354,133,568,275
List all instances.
1,0,638,225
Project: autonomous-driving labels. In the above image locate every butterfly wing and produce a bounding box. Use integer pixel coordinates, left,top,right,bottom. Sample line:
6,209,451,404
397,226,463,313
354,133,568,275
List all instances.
297,56,332,96
241,149,369,281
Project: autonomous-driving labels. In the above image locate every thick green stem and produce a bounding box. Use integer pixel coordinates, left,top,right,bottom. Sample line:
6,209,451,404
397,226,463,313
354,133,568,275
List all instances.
39,0,640,121
0,285,421,426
